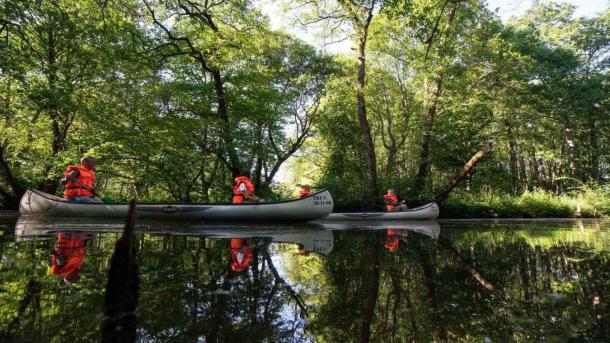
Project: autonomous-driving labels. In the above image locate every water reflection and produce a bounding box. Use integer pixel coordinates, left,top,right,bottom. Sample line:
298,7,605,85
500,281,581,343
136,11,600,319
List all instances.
1,218,609,342
51,233,93,285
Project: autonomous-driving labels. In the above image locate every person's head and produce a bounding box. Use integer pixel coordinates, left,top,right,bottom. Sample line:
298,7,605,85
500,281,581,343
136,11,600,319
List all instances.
385,236,399,252
387,188,395,194
240,169,251,178
298,184,311,191
298,244,310,256
231,251,251,272
81,156,96,170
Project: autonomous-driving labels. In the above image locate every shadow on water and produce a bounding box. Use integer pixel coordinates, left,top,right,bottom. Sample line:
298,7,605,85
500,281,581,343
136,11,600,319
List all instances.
1,217,609,342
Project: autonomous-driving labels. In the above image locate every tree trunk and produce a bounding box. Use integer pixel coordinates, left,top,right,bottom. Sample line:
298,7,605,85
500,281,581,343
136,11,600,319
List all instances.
211,68,242,176
563,126,577,177
357,34,378,210
529,147,539,189
588,117,600,181
45,27,63,195
507,125,519,194
0,143,26,209
519,148,529,191
434,140,492,205
414,5,456,193
415,78,442,193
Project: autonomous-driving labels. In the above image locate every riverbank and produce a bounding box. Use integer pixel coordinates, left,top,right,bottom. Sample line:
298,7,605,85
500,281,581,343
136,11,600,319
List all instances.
439,189,610,219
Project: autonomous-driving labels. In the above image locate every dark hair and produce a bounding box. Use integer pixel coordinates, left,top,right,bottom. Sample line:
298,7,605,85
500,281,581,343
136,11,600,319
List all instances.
240,169,251,178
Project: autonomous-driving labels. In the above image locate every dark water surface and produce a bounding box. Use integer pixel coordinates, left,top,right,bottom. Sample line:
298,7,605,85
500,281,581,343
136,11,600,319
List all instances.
1,214,609,342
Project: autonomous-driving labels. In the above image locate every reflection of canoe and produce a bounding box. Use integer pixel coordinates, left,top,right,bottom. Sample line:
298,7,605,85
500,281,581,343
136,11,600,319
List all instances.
14,217,335,255
316,220,440,239
324,202,439,221
19,189,333,221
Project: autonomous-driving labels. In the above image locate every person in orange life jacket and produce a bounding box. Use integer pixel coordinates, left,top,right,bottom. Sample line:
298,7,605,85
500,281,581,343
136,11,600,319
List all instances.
385,229,402,252
230,238,253,272
297,184,312,198
61,156,103,203
232,170,265,204
52,233,90,284
383,188,407,212
297,243,310,256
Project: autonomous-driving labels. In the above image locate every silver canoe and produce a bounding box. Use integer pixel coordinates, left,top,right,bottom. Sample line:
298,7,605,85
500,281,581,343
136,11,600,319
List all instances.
19,188,334,221
323,202,439,221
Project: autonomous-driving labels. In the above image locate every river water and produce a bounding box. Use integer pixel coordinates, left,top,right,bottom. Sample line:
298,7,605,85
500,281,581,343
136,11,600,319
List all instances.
0,214,608,342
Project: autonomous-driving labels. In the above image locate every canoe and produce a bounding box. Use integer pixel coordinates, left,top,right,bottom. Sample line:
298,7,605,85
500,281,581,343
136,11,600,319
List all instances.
323,202,439,221
19,188,334,221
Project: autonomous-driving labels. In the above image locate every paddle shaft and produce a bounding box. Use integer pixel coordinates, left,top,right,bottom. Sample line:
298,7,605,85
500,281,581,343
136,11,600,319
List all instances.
68,179,100,198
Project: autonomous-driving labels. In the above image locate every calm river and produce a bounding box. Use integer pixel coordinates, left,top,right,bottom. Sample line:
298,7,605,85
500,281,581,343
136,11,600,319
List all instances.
0,214,608,342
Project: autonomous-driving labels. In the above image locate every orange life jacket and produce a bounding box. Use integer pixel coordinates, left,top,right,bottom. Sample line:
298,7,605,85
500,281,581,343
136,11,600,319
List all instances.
230,238,253,272
383,193,399,211
63,165,96,198
385,229,399,252
52,233,87,279
299,189,311,198
232,176,255,204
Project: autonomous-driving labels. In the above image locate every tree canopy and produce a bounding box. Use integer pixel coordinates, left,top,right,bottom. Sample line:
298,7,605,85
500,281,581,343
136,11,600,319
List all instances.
1,0,608,210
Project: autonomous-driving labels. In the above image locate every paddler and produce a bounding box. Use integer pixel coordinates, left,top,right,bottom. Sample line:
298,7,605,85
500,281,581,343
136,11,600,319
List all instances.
230,238,253,272
232,169,264,204
60,156,103,203
297,184,312,198
383,188,407,212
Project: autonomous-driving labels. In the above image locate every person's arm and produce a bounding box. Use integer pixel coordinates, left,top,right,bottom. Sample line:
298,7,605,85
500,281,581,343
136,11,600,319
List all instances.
384,197,397,206
238,183,258,202
60,170,80,186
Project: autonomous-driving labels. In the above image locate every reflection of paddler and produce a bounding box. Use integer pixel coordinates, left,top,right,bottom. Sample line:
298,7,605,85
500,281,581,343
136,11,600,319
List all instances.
52,233,89,283
385,229,402,252
230,238,253,272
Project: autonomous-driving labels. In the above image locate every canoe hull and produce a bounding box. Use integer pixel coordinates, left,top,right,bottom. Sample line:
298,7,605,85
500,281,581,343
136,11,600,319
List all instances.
324,202,439,221
19,189,334,221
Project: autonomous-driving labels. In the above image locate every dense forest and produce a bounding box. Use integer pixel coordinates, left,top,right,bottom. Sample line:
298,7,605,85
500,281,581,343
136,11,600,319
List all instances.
1,0,608,213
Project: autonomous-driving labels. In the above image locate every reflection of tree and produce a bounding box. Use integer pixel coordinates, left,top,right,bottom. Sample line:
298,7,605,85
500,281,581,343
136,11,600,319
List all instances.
135,237,311,342
308,232,383,342
2,225,610,341
301,227,610,342
1,279,42,340
262,249,309,317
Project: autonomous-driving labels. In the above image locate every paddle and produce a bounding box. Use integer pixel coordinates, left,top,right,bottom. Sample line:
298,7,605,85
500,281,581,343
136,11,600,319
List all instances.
66,179,111,203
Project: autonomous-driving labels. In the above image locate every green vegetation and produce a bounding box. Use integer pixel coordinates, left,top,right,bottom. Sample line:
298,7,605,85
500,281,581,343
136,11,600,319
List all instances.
441,187,610,218
1,0,609,216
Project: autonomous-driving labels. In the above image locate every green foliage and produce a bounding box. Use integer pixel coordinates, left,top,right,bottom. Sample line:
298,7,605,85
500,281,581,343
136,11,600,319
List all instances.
441,187,610,218
0,0,335,207
1,0,609,215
